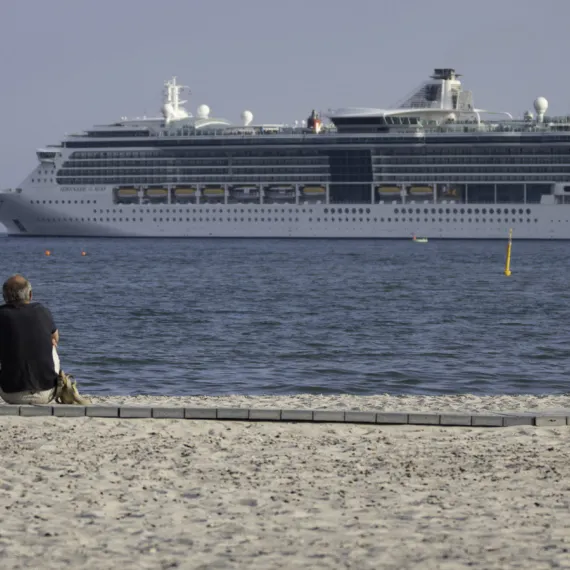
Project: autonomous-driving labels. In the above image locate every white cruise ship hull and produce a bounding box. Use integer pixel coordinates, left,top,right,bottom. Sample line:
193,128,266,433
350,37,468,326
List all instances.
0,187,566,239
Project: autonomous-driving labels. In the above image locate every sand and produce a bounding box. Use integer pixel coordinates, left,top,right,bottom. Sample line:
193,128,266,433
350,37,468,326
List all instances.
1,395,570,569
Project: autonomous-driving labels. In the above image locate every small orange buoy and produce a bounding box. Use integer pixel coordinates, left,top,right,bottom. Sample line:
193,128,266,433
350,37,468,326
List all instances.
45,250,51,256
81,251,86,256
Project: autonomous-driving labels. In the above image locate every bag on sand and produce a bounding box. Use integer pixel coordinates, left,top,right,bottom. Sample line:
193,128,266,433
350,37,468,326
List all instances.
55,370,90,405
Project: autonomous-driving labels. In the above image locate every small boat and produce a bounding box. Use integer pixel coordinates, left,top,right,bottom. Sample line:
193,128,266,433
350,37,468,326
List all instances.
145,188,168,197
412,235,428,243
202,187,225,196
116,187,138,197
174,187,197,196
409,186,433,196
377,186,401,195
302,185,326,196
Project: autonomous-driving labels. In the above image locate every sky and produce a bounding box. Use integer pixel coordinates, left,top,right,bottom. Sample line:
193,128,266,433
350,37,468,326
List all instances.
0,0,569,189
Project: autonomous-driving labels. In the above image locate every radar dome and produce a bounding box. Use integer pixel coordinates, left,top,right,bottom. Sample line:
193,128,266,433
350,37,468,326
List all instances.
534,96,548,115
197,104,210,119
241,110,253,126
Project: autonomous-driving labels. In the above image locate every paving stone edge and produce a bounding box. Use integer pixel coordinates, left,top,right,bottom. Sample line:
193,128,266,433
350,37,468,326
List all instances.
0,405,569,427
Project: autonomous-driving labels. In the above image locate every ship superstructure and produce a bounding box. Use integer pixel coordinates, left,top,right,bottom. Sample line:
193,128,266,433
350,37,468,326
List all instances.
2,69,570,239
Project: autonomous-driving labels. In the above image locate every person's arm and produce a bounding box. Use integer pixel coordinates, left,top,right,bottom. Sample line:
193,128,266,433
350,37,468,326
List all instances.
42,305,59,347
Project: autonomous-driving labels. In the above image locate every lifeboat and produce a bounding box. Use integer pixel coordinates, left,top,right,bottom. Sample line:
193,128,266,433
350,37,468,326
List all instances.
174,187,196,196
145,188,168,197
202,187,225,196
302,185,326,196
409,186,433,196
377,186,401,195
117,188,138,198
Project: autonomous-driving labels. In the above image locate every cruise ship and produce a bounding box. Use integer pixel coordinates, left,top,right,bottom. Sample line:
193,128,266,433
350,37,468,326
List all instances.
2,68,570,239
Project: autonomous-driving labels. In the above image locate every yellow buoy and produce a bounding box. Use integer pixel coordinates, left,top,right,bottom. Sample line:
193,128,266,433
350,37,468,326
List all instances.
45,250,51,256
504,228,513,276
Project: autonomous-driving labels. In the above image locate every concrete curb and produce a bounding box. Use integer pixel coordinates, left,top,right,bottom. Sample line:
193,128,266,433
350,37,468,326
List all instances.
0,405,568,427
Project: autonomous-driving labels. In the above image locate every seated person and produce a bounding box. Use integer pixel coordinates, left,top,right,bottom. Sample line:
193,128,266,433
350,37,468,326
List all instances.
0,274,60,405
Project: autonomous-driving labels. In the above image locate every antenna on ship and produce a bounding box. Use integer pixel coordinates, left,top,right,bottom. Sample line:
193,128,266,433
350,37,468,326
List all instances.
162,76,191,124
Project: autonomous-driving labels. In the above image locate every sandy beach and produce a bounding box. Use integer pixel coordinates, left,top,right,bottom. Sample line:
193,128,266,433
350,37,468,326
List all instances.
1,394,570,569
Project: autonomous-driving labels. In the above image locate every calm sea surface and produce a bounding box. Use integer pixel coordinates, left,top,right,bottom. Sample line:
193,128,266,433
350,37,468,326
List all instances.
1,236,569,396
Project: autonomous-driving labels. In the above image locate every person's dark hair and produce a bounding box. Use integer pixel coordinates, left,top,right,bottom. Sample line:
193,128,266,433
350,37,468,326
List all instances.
2,275,32,305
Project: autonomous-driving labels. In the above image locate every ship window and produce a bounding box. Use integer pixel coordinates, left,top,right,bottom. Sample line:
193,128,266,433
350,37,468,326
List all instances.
394,208,399,214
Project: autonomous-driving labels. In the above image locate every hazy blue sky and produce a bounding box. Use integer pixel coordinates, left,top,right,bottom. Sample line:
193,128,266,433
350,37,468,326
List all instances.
1,0,569,187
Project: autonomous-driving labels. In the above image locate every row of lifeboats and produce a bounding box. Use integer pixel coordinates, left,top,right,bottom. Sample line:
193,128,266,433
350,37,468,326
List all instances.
377,186,459,197
115,185,327,200
377,186,433,196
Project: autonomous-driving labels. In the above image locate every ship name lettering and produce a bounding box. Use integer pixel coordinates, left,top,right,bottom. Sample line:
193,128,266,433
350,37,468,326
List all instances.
60,186,106,192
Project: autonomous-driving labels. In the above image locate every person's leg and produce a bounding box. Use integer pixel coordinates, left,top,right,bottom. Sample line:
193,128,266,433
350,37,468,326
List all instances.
0,388,56,405
53,346,61,374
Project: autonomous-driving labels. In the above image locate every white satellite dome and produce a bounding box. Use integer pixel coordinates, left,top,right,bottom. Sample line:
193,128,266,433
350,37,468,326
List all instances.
241,110,253,126
197,104,210,119
533,96,548,115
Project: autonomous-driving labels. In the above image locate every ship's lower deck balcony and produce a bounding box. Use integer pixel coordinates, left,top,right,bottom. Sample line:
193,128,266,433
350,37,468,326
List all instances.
103,181,567,207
